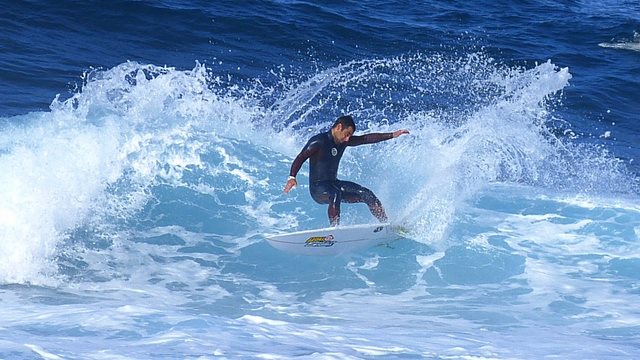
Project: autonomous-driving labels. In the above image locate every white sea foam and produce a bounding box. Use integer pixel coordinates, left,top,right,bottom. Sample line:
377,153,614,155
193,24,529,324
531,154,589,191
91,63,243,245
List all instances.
599,32,640,52
25,344,63,360
1,52,638,359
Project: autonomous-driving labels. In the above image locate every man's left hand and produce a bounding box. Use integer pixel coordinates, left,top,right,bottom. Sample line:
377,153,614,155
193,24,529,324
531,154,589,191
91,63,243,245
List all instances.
393,129,410,138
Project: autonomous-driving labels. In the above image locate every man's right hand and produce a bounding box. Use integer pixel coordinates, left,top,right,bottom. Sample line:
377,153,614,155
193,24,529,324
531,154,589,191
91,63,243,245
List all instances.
283,177,297,193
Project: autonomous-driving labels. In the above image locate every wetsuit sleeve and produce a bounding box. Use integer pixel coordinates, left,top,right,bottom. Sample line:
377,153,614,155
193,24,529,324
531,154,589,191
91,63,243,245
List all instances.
347,133,394,146
289,141,320,177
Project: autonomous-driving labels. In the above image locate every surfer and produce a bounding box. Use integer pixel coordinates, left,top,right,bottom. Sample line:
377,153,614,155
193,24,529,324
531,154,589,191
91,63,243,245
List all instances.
283,115,410,226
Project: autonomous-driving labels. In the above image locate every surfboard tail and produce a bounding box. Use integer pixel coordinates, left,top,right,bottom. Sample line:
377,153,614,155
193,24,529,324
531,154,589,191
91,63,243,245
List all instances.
391,224,409,237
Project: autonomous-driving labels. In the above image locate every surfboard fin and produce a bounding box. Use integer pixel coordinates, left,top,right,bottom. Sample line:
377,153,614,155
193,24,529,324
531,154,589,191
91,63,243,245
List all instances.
391,224,410,237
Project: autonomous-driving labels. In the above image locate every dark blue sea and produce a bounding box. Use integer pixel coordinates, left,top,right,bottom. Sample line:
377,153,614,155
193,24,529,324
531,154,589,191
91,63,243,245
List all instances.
1,1,640,359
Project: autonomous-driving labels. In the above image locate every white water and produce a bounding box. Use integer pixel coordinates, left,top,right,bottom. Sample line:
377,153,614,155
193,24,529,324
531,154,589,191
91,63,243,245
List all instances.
0,54,639,359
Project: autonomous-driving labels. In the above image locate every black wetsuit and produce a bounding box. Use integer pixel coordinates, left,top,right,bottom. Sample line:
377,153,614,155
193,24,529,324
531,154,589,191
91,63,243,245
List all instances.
289,130,393,225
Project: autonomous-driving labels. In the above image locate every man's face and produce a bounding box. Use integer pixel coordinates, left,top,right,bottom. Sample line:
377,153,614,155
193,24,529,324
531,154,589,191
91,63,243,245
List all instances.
335,124,354,143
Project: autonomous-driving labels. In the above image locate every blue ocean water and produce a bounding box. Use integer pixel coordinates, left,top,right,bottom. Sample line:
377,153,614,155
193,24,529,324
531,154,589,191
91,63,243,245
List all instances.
1,1,640,358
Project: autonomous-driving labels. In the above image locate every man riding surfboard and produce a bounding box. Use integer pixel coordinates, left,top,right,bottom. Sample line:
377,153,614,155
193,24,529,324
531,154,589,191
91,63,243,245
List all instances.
284,115,409,226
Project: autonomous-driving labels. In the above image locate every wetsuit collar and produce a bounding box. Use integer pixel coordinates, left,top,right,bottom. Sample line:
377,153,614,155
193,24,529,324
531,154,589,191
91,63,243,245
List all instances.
327,130,338,145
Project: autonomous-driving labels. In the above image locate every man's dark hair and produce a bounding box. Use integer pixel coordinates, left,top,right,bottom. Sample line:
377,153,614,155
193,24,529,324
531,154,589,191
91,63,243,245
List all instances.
332,115,356,131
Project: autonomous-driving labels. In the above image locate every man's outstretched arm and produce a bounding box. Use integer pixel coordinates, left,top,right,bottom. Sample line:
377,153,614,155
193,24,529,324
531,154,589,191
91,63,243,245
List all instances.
348,129,410,146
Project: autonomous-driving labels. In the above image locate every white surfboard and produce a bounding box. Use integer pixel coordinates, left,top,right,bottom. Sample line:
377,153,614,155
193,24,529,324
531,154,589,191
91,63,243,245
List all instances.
265,223,405,256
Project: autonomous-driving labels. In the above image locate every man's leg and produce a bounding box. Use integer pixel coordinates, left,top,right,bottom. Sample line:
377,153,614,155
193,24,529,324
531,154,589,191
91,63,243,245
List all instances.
310,181,343,226
339,181,388,222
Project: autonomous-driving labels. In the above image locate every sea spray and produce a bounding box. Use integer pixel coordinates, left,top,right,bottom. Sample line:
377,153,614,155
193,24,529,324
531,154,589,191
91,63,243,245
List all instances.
1,53,636,284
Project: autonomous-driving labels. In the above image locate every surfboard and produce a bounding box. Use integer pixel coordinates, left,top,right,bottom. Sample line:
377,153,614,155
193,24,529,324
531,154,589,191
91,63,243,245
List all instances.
265,223,406,256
